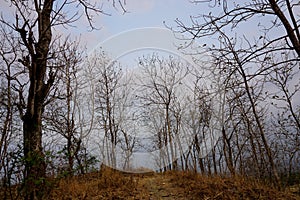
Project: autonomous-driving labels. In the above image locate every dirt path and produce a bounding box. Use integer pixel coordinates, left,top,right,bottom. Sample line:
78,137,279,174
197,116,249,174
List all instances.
136,174,186,199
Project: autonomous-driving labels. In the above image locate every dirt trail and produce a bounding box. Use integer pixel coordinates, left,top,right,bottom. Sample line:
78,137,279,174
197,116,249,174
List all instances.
136,174,187,199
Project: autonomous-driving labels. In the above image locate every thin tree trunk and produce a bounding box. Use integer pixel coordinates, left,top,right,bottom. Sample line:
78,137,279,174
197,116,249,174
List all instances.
222,127,235,175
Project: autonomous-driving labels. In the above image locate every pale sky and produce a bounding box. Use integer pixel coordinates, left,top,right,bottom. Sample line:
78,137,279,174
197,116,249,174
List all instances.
77,0,205,52
0,0,210,65
0,1,202,46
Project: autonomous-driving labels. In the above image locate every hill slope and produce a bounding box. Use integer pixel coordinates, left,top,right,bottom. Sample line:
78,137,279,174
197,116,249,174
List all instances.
47,169,300,200
3,169,300,199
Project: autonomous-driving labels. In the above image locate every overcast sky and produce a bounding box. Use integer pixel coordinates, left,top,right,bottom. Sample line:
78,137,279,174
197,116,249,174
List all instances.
77,0,204,52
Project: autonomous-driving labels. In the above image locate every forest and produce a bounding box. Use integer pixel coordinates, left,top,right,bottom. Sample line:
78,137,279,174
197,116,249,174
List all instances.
0,0,299,199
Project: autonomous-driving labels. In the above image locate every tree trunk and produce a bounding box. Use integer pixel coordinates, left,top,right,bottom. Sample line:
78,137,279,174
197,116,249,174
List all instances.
23,110,46,199
20,1,54,198
222,127,235,176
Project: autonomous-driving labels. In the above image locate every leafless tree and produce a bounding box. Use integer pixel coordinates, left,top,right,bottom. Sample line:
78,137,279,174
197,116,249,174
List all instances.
0,0,125,198
0,23,24,198
173,0,300,185
84,51,136,170
43,40,85,175
184,76,213,173
137,54,189,171
268,55,300,182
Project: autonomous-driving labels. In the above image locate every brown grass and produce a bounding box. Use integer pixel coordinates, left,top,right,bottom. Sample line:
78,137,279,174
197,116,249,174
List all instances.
168,171,300,200
49,167,139,199
1,170,300,199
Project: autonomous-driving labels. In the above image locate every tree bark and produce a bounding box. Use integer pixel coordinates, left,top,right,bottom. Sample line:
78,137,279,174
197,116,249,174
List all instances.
20,1,54,199
269,0,300,57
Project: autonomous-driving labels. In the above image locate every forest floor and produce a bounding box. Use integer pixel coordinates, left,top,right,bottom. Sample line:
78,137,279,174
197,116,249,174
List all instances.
2,169,300,199
48,168,300,200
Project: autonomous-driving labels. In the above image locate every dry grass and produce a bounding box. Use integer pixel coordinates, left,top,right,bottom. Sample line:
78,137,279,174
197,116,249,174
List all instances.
49,167,139,199
168,171,300,200
48,170,299,199
1,170,300,199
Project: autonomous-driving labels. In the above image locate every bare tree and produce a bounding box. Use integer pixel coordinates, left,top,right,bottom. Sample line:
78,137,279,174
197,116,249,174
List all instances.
84,51,136,170
43,40,84,175
137,54,189,171
0,0,125,198
173,0,300,185
93,53,121,168
184,76,212,173
0,23,23,198
268,56,300,182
